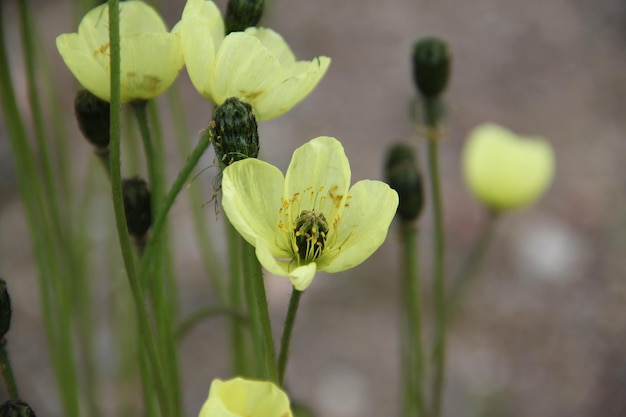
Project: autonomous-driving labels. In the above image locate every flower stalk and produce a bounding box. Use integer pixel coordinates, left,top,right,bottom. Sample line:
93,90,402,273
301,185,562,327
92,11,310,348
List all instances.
278,287,303,386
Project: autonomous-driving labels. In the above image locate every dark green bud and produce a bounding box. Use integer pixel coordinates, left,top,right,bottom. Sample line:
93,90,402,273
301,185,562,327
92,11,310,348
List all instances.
385,144,424,222
122,177,152,238
412,37,451,99
225,0,265,34
0,279,11,339
210,97,259,167
74,89,110,151
0,400,37,417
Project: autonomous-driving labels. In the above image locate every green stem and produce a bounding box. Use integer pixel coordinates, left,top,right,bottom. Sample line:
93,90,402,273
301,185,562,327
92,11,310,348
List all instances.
107,3,169,416
242,241,278,382
424,98,446,417
0,342,19,400
177,306,248,340
448,211,499,320
400,224,425,417
277,287,302,386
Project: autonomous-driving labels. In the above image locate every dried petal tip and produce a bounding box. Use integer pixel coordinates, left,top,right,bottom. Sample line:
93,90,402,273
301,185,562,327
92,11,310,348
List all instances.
210,97,259,167
385,144,424,222
74,89,110,152
122,177,152,239
412,37,451,99
0,400,37,417
225,0,265,34
0,279,11,339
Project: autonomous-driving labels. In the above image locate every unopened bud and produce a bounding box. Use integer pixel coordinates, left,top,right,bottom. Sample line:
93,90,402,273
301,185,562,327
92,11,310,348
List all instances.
385,144,424,222
225,0,265,34
210,97,259,167
0,279,10,339
74,89,110,151
0,400,37,417
122,177,152,238
412,37,451,99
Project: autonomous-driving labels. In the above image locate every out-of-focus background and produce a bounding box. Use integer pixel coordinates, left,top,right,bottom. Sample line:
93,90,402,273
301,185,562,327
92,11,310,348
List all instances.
1,0,626,416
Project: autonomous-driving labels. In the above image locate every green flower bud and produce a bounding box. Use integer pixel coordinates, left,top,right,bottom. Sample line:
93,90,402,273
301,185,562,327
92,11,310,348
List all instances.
385,144,424,222
294,210,329,262
0,279,11,339
225,0,265,34
122,177,152,238
74,89,110,151
210,97,259,167
412,37,451,99
0,400,37,417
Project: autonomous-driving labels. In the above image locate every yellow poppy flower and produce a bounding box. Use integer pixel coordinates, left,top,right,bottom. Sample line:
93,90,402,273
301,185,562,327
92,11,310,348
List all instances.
463,123,555,211
56,1,183,103
222,136,399,290
199,378,292,417
174,0,331,121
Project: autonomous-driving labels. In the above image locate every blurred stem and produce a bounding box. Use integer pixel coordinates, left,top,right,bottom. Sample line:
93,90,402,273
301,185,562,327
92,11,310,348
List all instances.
107,3,170,416
277,287,302,386
424,97,446,417
242,241,278,383
400,223,425,417
448,211,499,320
177,306,248,340
0,342,19,400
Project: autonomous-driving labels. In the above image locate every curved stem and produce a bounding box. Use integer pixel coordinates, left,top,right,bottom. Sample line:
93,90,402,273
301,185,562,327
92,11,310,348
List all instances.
424,98,446,417
277,287,302,386
177,306,248,340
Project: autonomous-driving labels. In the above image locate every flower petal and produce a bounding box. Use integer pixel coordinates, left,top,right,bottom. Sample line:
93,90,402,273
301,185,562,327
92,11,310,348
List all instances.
253,56,331,120
119,0,169,34
244,27,295,67
284,136,351,210
222,159,285,251
256,241,317,291
174,0,224,100
211,32,284,106
319,180,398,273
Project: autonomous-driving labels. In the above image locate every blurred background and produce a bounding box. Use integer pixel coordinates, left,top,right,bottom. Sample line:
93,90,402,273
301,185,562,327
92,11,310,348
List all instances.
1,0,626,416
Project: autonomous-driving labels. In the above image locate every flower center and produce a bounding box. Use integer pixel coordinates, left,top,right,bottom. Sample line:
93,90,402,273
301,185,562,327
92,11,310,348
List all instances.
293,210,328,262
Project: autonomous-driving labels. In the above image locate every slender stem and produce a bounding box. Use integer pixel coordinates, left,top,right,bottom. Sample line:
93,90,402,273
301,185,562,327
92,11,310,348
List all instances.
448,211,499,320
226,221,247,375
424,98,446,417
0,342,19,400
107,3,170,416
400,224,425,417
177,306,248,340
277,287,302,386
242,241,278,382
138,130,213,289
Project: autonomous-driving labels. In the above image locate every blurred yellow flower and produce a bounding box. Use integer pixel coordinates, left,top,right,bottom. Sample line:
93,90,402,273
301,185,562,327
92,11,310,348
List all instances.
222,136,398,290
463,123,555,211
174,0,331,121
56,1,183,103
199,378,292,417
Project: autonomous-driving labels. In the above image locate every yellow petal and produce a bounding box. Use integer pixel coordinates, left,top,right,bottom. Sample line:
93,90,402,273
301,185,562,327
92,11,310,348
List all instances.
463,123,555,211
211,32,284,106
319,180,398,273
244,27,295,67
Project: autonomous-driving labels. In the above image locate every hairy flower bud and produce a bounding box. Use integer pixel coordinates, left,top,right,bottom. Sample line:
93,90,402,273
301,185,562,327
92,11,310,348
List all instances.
210,97,259,167
0,279,11,340
225,0,265,34
385,144,424,222
122,177,152,238
412,37,451,99
0,400,37,417
74,89,110,151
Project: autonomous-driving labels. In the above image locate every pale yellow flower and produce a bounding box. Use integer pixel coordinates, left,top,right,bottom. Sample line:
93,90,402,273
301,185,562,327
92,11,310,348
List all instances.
56,1,183,103
463,123,555,211
199,378,292,417
174,0,331,121
222,136,398,290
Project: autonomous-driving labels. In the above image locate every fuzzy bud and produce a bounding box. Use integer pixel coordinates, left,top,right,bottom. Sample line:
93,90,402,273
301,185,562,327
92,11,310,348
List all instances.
225,0,265,34
0,401,37,417
385,144,424,222
210,97,259,167
122,177,152,238
0,279,10,340
74,89,110,151
412,37,451,99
